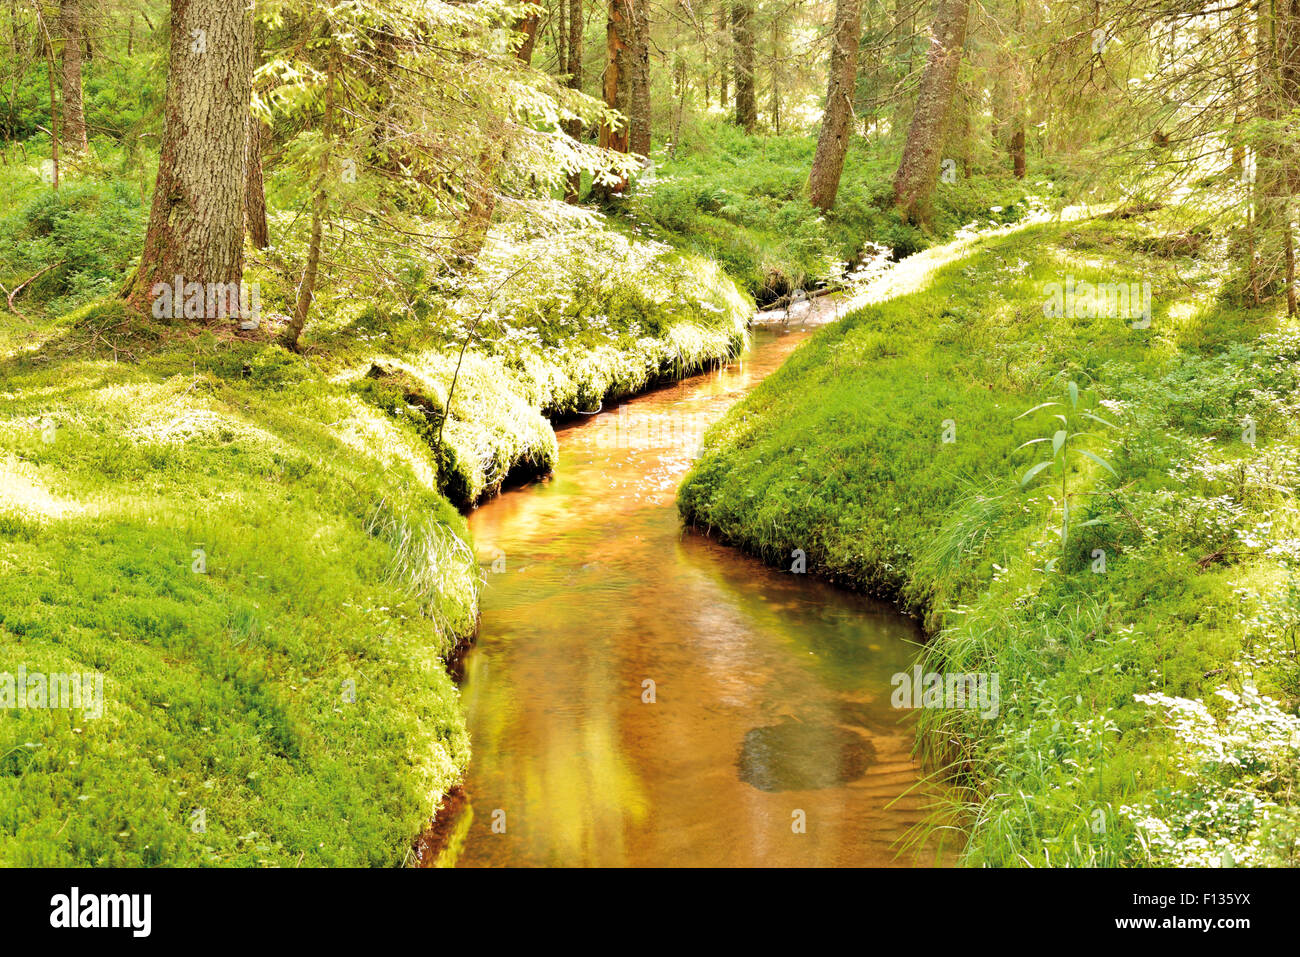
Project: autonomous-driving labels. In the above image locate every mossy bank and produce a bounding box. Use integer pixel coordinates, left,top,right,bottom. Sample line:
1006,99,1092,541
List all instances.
0,155,749,865
679,212,1300,866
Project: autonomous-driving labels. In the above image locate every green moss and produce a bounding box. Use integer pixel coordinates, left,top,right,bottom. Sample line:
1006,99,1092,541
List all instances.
0,317,484,864
0,140,752,866
679,212,1300,866
340,228,750,507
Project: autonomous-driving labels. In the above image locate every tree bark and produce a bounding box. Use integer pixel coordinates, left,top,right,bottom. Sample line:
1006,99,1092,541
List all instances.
672,52,687,152
565,0,583,202
283,58,334,351
58,0,86,154
568,0,584,89
1254,0,1299,293
731,1,756,131
1007,0,1026,179
1009,123,1026,179
557,0,567,78
716,2,728,107
1273,0,1300,298
892,0,969,224
514,0,544,64
456,147,498,262
244,113,269,249
124,0,254,316
628,0,651,155
1284,0,1300,186
1230,16,1249,177
245,23,268,249
595,0,633,197
769,17,781,133
37,9,59,190
808,0,860,210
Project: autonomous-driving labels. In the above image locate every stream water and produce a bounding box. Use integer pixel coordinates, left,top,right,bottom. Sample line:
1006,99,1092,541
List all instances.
436,298,944,867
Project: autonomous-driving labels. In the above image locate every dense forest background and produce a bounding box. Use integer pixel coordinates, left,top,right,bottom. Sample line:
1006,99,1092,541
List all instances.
2,0,1295,330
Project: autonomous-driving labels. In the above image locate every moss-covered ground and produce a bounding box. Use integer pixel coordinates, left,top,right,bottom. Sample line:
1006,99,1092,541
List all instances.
679,211,1300,866
0,142,747,865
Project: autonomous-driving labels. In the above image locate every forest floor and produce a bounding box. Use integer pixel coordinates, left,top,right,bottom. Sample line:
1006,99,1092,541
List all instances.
679,208,1300,866
0,141,751,865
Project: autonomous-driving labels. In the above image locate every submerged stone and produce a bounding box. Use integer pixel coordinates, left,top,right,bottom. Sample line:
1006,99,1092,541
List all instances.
736,720,876,792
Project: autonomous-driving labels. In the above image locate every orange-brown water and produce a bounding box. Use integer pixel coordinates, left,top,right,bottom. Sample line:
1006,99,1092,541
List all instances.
443,300,943,867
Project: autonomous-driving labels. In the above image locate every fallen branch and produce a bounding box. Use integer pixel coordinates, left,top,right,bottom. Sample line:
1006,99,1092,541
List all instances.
1196,546,1241,570
6,260,65,322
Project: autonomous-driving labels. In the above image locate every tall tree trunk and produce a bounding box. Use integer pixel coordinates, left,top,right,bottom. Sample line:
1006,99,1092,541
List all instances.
1284,0,1300,181
244,114,269,249
565,0,583,202
456,142,499,262
892,0,916,138
672,52,687,152
1009,121,1026,179
1230,16,1249,177
731,0,755,131
716,2,728,108
808,0,861,210
557,0,567,79
892,0,969,224
245,25,268,249
703,20,711,106
628,0,651,155
1274,0,1300,300
37,9,59,190
283,58,334,351
1254,0,1299,293
568,0,584,90
1007,0,1026,179
514,0,544,64
769,17,782,133
124,0,254,316
58,0,86,154
596,0,633,197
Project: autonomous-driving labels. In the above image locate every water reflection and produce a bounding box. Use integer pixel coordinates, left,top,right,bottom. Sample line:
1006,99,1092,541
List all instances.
442,302,945,867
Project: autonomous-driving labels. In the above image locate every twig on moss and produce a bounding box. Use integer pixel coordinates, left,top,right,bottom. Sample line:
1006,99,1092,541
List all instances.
5,259,65,322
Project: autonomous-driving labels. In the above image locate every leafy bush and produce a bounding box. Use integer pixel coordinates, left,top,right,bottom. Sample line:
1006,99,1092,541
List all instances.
0,170,145,316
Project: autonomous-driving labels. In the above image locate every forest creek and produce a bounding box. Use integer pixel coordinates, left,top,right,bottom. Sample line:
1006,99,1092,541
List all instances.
420,297,950,867
1,0,1298,878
